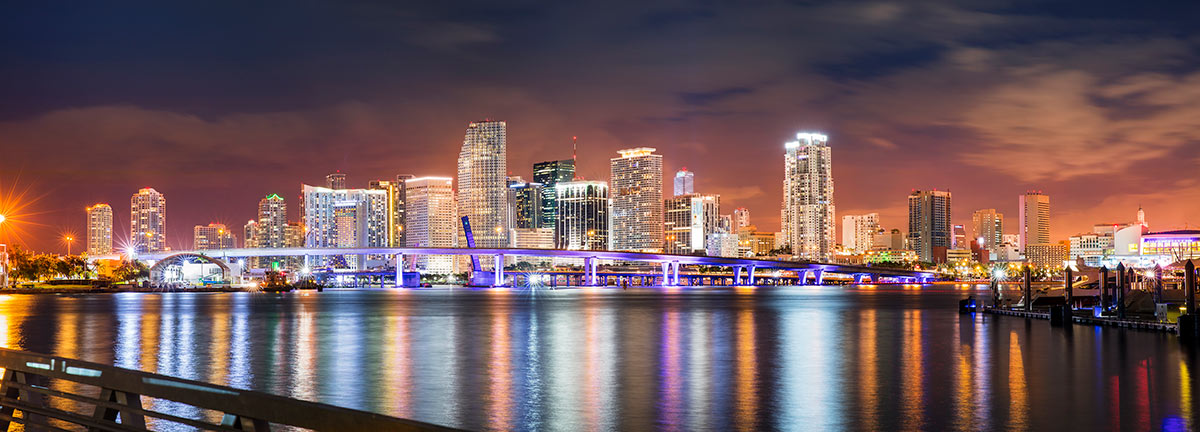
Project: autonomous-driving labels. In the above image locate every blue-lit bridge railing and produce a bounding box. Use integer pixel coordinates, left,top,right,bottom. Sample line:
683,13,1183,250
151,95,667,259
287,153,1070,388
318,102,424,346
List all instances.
0,348,454,431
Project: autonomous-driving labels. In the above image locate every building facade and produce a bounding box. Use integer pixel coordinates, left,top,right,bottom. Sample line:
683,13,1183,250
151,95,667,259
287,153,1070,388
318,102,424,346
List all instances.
781,132,835,261
130,187,166,253
841,213,879,253
732,207,751,230
706,233,740,258
971,209,1004,252
673,168,694,196
405,177,458,273
86,203,113,256
326,172,347,189
301,184,388,269
1026,242,1069,268
457,120,509,248
664,194,721,255
1019,192,1051,253
555,180,609,250
193,223,235,250
508,181,545,229
907,190,952,263
368,176,412,247
1069,232,1114,267
532,159,576,229
610,148,663,252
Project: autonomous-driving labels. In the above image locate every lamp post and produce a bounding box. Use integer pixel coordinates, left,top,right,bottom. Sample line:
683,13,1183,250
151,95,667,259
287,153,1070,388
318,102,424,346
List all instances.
64,236,74,256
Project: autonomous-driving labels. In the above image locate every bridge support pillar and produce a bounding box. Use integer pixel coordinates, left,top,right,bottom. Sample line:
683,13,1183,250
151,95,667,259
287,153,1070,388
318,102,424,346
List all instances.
798,270,809,285
661,262,671,286
585,257,598,286
748,265,757,285
815,270,825,285
735,266,744,285
394,254,404,288
672,261,680,285
494,255,506,287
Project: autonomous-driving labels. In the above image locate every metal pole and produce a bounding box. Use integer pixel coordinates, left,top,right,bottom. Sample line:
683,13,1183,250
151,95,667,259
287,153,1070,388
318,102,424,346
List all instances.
1117,262,1126,319
1187,260,1196,318
1100,266,1109,311
1023,265,1032,312
1064,265,1073,310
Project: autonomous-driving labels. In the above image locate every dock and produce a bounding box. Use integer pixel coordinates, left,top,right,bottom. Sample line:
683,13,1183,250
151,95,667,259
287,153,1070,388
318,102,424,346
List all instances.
985,307,1179,333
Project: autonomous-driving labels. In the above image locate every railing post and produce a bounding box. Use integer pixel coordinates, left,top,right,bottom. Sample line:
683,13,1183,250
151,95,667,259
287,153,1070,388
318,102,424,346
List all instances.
221,413,271,431
0,369,45,430
91,388,147,430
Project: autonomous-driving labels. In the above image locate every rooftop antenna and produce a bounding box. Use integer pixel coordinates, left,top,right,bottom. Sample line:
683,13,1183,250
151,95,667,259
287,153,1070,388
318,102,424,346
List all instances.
572,136,581,180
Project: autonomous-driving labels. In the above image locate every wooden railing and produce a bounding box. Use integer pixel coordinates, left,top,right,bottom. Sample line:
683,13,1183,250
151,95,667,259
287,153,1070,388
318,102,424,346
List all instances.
0,348,455,431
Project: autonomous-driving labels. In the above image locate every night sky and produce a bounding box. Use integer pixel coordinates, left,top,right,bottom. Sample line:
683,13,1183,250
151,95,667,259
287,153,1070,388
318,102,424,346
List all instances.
2,1,1199,253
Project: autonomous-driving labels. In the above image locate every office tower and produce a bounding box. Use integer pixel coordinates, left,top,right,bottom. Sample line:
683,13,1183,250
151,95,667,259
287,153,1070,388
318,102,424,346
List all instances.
732,207,751,229
301,184,388,269
193,223,235,250
243,220,259,249
673,168,694,196
457,120,509,248
706,233,740,258
556,181,609,250
664,194,721,255
718,214,733,234
610,148,663,252
952,225,968,249
841,213,879,253
326,171,347,189
872,228,906,251
532,159,576,229
508,181,544,229
971,209,1004,252
283,222,305,270
1019,192,1051,253
368,176,411,247
405,177,457,273
130,187,166,253
908,190,952,263
85,203,113,256
781,132,835,260
253,193,288,269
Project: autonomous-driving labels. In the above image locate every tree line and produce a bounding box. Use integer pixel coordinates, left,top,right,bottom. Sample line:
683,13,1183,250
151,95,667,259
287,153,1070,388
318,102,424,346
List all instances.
4,246,149,285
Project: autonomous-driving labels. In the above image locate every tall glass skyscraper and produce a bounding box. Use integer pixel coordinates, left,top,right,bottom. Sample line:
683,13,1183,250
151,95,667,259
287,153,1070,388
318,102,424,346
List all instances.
457,120,509,248
1019,192,1050,254
664,194,720,254
508,181,545,229
301,184,388,269
405,177,458,273
610,148,663,252
130,187,166,253
86,203,113,256
533,159,575,228
673,168,694,196
555,181,609,250
908,190,952,263
781,133,835,261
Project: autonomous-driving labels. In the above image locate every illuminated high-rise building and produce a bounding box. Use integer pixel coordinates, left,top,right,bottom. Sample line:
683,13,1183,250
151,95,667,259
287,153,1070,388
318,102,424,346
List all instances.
130,187,166,253
369,176,412,247
301,184,388,269
508,181,545,229
243,220,258,249
406,177,458,273
841,213,879,253
555,181,609,250
673,168,694,196
972,209,1004,252
908,190,952,263
326,171,347,189
664,194,721,255
732,207,751,230
1019,192,1051,254
781,132,835,260
533,159,576,228
85,203,113,256
193,223,235,250
249,193,288,269
610,148,663,252
457,120,509,248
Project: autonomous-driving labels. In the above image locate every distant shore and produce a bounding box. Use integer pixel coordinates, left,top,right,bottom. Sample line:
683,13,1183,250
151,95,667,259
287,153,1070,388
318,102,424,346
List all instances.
0,285,247,295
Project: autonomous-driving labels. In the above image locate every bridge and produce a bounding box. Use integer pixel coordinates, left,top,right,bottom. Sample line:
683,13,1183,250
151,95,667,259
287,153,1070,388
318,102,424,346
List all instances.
139,247,936,287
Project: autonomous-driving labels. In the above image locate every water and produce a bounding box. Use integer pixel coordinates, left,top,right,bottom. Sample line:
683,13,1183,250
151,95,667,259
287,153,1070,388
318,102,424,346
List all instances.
0,286,1194,431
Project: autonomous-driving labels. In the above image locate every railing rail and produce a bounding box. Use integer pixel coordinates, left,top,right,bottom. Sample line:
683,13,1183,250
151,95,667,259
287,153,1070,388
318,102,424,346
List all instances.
0,348,455,431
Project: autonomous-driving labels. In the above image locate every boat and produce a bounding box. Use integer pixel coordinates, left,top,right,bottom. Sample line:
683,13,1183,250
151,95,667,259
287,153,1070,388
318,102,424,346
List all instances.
260,271,294,293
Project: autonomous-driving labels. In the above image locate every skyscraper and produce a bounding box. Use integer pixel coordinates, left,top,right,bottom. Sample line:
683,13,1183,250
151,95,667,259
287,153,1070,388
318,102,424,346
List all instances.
664,194,721,254
301,184,388,269
193,223,235,250
971,209,1004,252
610,147,663,252
908,190,952,263
326,171,347,189
673,168,694,196
555,181,609,250
368,176,411,247
508,181,545,229
130,187,166,253
1019,192,1051,254
841,213,879,253
781,132,835,261
532,159,576,228
732,207,751,229
254,193,288,269
405,177,457,273
243,220,258,249
457,120,509,248
85,203,113,256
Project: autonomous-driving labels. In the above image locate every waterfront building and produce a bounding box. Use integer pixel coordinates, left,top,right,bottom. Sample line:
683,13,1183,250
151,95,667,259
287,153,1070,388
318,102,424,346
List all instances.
301,184,388,269
732,207,750,229
781,132,835,261
737,225,779,257
664,194,721,255
706,233,740,258
907,190,952,263
841,213,879,253
555,180,609,250
243,220,258,249
85,203,113,256
532,159,576,229
283,222,304,270
1018,192,1051,253
718,214,733,234
946,248,973,265
246,194,288,269
971,209,1004,252
1026,242,1069,268
872,228,906,251
457,120,509,248
673,168,694,196
1140,230,1200,261
1069,232,1114,267
193,223,235,250
610,148,663,252
863,249,919,265
326,171,347,189
952,225,968,249
368,176,412,247
510,227,555,266
405,177,457,273
130,187,166,253
508,181,545,229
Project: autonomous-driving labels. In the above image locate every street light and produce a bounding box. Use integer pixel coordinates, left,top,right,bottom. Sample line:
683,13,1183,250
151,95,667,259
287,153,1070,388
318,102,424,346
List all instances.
64,236,74,256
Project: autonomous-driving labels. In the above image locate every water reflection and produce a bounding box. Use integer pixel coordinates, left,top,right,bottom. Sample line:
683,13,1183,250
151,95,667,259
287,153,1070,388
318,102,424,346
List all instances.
0,287,1187,430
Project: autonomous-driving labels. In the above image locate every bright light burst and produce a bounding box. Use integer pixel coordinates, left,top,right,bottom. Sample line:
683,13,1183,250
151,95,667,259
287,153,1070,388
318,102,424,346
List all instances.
0,175,50,247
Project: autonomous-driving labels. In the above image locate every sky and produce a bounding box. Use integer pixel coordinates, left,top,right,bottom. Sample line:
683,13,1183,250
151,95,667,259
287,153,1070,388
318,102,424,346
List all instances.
2,0,1199,254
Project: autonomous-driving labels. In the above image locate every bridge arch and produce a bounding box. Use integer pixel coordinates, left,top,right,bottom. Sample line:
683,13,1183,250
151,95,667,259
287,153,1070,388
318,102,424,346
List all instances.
149,253,232,286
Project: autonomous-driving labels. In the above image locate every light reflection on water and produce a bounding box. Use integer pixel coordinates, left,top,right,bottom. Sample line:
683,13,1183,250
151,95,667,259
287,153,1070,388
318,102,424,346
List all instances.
0,286,1193,431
